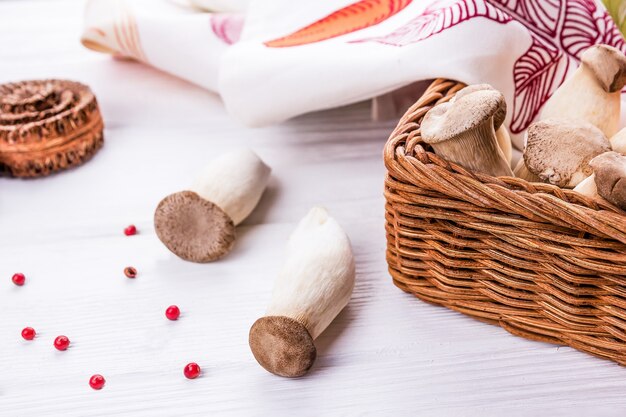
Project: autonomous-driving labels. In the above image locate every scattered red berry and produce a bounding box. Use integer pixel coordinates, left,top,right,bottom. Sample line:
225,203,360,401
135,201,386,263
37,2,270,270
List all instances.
184,362,201,379
89,374,106,390
21,327,36,340
124,225,137,236
165,305,180,321
12,273,25,286
124,266,137,278
54,335,70,351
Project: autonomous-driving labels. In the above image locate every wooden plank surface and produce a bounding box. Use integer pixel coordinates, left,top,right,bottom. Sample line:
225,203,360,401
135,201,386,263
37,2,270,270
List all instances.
1,1,626,416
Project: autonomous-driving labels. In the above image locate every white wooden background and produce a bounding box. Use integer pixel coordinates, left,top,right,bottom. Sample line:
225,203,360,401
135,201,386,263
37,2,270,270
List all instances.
1,1,626,416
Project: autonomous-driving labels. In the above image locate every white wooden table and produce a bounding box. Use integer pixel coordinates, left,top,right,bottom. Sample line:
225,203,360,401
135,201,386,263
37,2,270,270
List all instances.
1,1,626,416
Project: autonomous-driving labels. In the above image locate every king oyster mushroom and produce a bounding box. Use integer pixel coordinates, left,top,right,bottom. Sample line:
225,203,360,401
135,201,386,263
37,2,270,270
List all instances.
154,148,271,262
452,84,513,164
516,118,610,187
540,44,626,138
610,127,626,154
249,207,355,378
574,151,626,209
420,89,513,177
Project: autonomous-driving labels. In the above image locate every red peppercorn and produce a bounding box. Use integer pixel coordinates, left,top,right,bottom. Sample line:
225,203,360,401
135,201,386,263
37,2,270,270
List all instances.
89,374,106,390
124,225,137,236
184,362,201,379
12,273,25,286
165,305,180,321
124,266,137,278
54,335,70,351
21,327,36,340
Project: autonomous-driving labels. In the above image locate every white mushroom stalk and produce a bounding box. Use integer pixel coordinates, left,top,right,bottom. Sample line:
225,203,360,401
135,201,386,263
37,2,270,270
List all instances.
610,127,626,154
517,118,610,188
513,157,542,183
573,174,598,199
154,148,271,263
540,44,626,137
249,207,355,378
191,149,271,226
420,89,513,177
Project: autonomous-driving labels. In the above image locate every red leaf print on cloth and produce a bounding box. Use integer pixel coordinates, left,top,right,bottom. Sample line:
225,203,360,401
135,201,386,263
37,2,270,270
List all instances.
560,0,626,58
353,0,511,46
211,14,244,45
489,0,626,132
510,37,569,133
487,0,562,37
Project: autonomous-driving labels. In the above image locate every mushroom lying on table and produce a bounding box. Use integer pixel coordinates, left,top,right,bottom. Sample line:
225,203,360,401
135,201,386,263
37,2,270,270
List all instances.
154,148,271,262
249,207,355,377
574,151,626,210
540,44,626,137
451,84,513,164
514,118,610,187
420,88,513,177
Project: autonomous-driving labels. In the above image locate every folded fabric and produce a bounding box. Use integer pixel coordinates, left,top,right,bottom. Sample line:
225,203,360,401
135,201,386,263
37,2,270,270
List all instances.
82,0,626,148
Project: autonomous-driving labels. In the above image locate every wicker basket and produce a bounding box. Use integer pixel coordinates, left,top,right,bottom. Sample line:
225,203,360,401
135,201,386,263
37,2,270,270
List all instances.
384,78,626,365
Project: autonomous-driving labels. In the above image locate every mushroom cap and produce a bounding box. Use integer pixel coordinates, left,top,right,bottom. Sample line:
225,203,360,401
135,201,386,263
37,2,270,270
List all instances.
590,151,626,209
581,44,626,93
249,316,316,378
524,118,611,187
421,89,504,144
154,190,236,263
453,84,506,129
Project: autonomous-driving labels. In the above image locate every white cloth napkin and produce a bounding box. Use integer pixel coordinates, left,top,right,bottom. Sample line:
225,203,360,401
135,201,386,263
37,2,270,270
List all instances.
82,0,626,148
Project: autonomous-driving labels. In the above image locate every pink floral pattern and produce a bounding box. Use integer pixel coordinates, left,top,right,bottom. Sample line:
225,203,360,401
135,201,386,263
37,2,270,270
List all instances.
211,14,244,45
354,0,626,133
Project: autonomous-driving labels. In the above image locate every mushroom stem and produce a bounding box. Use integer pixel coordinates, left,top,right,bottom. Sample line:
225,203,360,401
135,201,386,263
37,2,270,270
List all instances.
573,174,598,198
540,45,626,137
496,125,513,165
191,148,271,225
513,158,542,183
249,207,355,377
610,127,626,154
430,121,514,177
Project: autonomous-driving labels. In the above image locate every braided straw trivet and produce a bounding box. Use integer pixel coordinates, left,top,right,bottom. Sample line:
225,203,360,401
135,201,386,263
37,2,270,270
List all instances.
385,78,626,365
0,79,104,177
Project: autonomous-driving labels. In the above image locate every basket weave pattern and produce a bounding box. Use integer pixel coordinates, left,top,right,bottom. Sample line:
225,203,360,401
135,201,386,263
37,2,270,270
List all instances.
384,79,626,364
0,79,104,177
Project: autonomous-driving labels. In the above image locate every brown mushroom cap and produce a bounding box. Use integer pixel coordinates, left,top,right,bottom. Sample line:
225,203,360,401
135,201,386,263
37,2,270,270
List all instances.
249,316,316,378
154,190,236,263
581,44,626,93
453,84,506,129
421,89,503,144
524,118,611,187
590,151,626,209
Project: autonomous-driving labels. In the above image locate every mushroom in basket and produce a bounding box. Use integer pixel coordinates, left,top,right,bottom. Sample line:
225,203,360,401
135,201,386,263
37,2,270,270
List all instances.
514,118,611,187
609,127,626,154
420,87,513,177
574,151,626,210
540,44,626,138
451,84,513,165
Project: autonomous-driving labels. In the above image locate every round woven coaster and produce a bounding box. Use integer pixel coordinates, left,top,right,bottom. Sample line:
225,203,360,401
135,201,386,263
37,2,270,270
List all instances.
0,79,104,178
